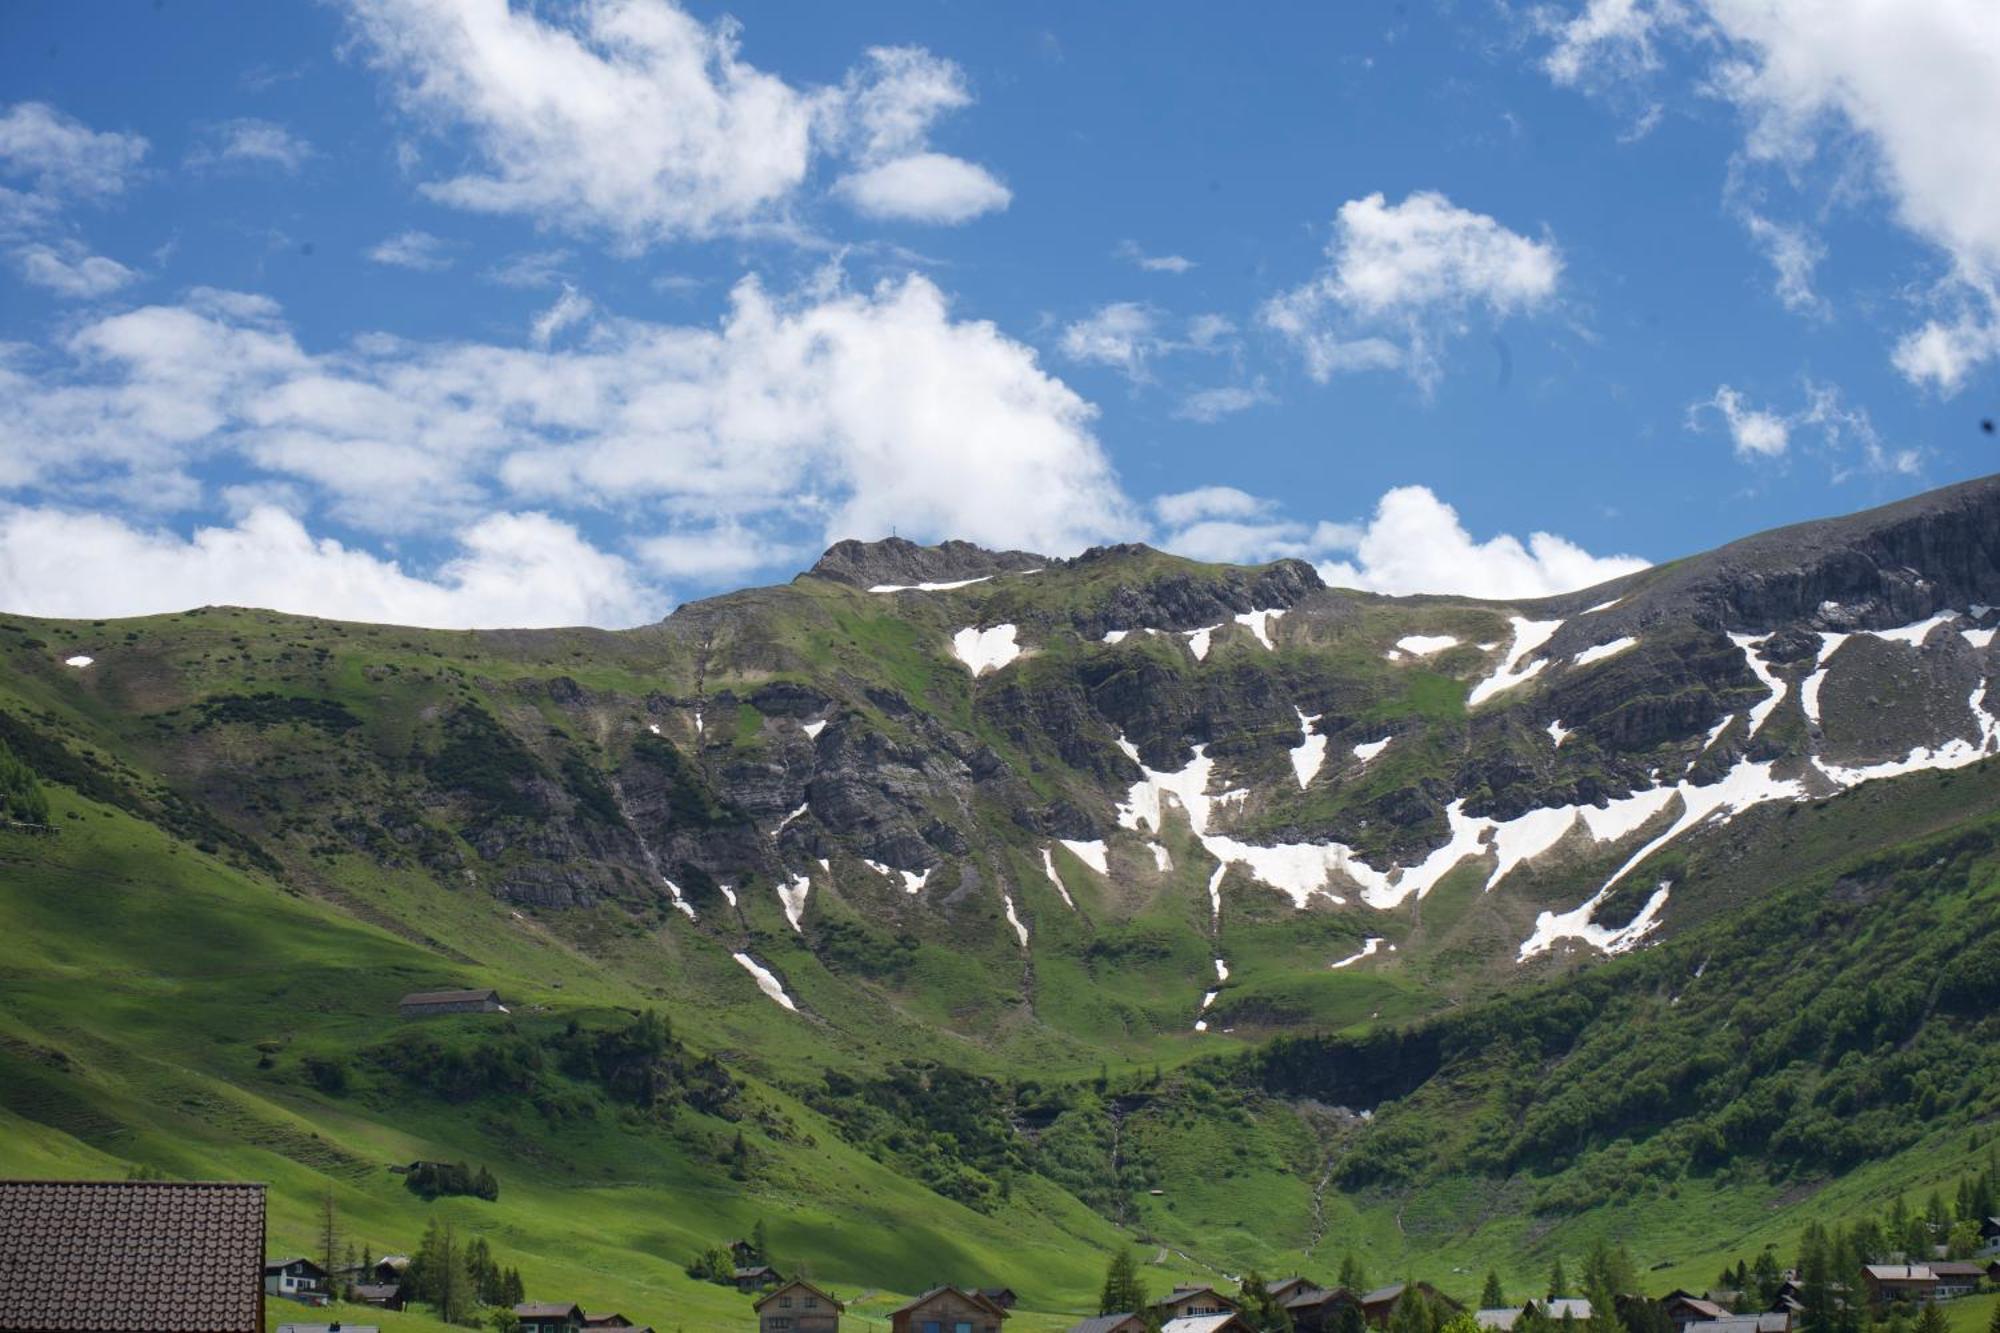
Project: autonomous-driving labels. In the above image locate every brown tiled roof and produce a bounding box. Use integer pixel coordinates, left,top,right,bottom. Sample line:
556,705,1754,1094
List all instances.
515,1304,584,1321
0,1179,265,1333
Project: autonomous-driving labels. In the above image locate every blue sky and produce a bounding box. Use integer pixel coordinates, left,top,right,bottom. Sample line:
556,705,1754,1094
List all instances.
2,0,1996,626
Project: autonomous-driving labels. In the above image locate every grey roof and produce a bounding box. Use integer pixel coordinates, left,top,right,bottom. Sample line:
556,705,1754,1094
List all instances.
400,988,500,1006
1362,1284,1409,1305
1686,1316,1790,1333
0,1180,266,1333
1476,1309,1523,1330
1544,1299,1593,1320
1068,1317,1146,1333
1863,1266,1935,1282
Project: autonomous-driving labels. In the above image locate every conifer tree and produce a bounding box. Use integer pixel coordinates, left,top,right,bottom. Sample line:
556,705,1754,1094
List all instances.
1238,1273,1294,1333
1481,1273,1506,1309
1099,1249,1147,1316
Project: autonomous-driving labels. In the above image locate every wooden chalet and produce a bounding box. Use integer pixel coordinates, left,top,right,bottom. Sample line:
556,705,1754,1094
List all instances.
1066,1317,1150,1333
1861,1266,1938,1306
977,1289,1019,1312
889,1287,1008,1333
398,988,506,1017
0,1179,267,1333
1154,1286,1238,1322
514,1302,585,1333
1929,1262,1983,1299
753,1279,842,1333
1284,1284,1363,1333
735,1266,783,1294
1360,1283,1463,1329
264,1258,329,1301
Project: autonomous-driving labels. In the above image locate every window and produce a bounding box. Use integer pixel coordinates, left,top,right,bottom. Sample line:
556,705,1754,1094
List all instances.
956,1323,973,1333
804,1298,818,1309
922,1322,942,1333
780,1298,793,1308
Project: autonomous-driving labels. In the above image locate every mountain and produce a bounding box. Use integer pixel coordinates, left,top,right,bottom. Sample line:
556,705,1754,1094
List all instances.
3,476,2000,1329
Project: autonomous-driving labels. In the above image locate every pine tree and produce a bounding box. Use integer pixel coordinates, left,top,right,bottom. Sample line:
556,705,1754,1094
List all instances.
1100,1249,1147,1316
1339,1254,1368,1294
1238,1273,1294,1333
1912,1305,1946,1333
1550,1260,1569,1301
317,1190,341,1300
1987,1297,2000,1333
503,1269,525,1309
1481,1273,1506,1309
751,1219,770,1266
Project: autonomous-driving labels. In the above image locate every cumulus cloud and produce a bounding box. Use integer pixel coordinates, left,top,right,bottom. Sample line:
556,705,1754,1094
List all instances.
0,271,1133,594
0,102,148,199
341,0,1006,242
1317,485,1649,599
1534,0,2000,390
1688,380,1919,476
11,241,137,298
185,118,314,174
1059,303,1238,384
0,504,659,628
367,228,454,271
1263,191,1561,389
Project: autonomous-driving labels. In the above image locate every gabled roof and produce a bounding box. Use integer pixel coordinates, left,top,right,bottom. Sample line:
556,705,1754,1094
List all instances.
0,1179,266,1333
582,1314,632,1327
892,1287,1007,1319
1930,1262,1985,1278
1862,1266,1935,1282
1663,1295,1730,1319
351,1285,402,1303
1476,1309,1523,1330
1161,1317,1245,1333
1542,1299,1593,1320
1159,1285,1232,1306
514,1304,585,1321
1068,1316,1147,1333
400,988,500,1006
265,1257,325,1275
755,1279,844,1313
1362,1284,1408,1306
1686,1316,1790,1333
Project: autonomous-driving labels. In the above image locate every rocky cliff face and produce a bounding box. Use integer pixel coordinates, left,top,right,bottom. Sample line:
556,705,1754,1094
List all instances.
12,476,2000,1044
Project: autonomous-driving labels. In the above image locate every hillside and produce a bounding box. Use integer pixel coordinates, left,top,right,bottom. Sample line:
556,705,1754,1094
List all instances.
4,476,2000,1327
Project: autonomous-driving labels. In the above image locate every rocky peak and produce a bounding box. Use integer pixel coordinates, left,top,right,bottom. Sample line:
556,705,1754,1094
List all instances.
803,537,1047,589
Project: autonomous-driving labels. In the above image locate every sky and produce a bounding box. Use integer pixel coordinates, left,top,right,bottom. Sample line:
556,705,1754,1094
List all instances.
2,0,1997,628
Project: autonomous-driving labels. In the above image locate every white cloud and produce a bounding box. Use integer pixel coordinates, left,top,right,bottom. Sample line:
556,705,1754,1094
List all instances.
11,241,137,298
367,228,454,271
1115,239,1195,274
186,118,314,174
1742,211,1826,316
1692,384,1791,459
1535,0,2000,390
1263,191,1561,388
833,153,1010,224
1059,302,1162,379
1153,486,1272,528
1316,485,1649,599
342,1,1007,241
1174,383,1273,423
1,270,1133,569
529,284,594,347
1688,380,1918,475
0,504,660,628
485,249,571,289
0,102,148,199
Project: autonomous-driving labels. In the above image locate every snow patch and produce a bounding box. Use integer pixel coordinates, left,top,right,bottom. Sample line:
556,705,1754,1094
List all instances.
1519,881,1672,961
717,882,738,907
1205,863,1227,926
661,878,697,921
1729,634,1787,737
1351,736,1391,764
1149,842,1174,872
1213,957,1230,982
776,873,811,932
1583,598,1623,614
1547,719,1571,748
1966,627,1997,649
1395,634,1458,657
1799,632,1851,726
646,722,660,735
1330,937,1384,969
1184,624,1222,660
1289,708,1328,788
693,708,704,735
732,953,798,1012
1101,629,1130,645
775,802,809,833
1572,636,1638,668
1059,838,1109,874
951,624,1021,675
1039,846,1076,909
1234,608,1287,650
863,860,932,895
1870,611,1957,647
1467,617,1563,706
1002,894,1029,947
802,719,827,739
869,575,992,592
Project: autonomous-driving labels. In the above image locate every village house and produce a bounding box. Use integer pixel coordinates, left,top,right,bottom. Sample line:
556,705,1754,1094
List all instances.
265,1258,330,1301
1153,1286,1238,1322
736,1266,783,1293
1066,1316,1149,1333
1163,1317,1251,1333
753,1279,842,1333
1283,1285,1363,1333
1539,1299,1593,1323
398,988,507,1018
1980,1218,2000,1259
1928,1262,1984,1299
514,1302,585,1333
1861,1267,1938,1306
349,1284,404,1312
1263,1278,1314,1303
889,1286,1009,1333
1361,1283,1464,1329
1685,1314,1790,1333
0,1179,267,1333
977,1290,1019,1312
